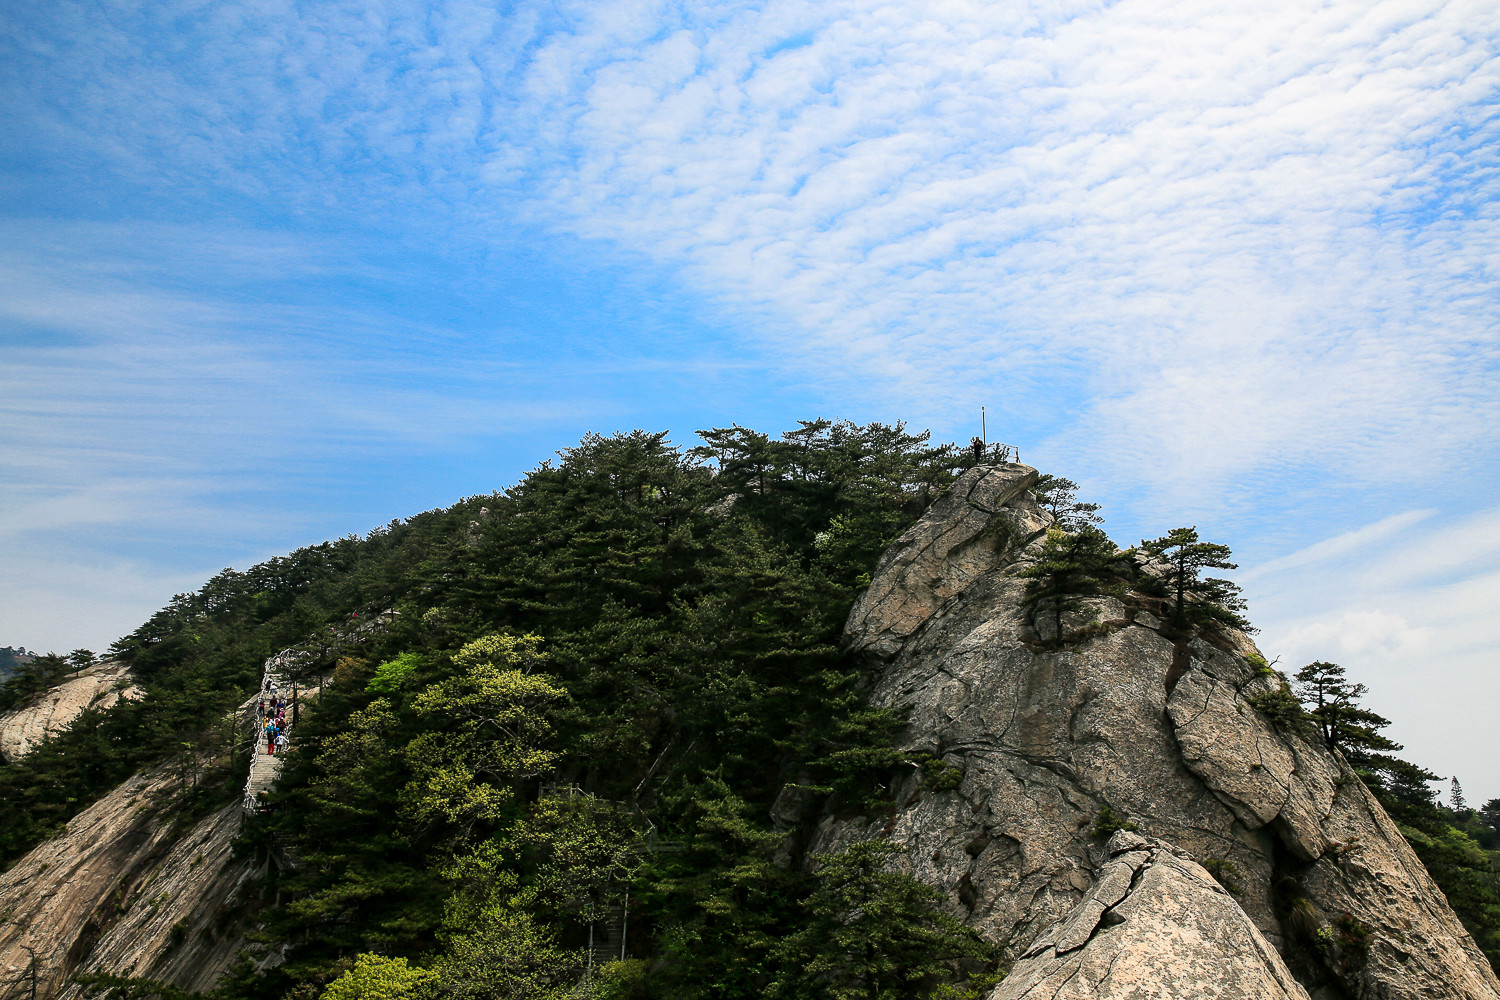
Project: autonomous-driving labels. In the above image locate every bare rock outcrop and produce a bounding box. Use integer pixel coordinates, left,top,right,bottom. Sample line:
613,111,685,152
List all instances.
0,765,260,999
995,831,1310,1000
0,660,140,761
817,463,1500,999
846,463,1045,661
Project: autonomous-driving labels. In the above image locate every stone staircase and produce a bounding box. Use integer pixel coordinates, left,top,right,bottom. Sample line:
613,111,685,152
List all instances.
588,902,626,968
237,613,395,815
242,662,292,814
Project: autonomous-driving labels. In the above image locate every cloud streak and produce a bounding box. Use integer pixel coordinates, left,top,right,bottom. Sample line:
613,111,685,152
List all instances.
488,0,1499,514
9,0,1496,518
1247,506,1500,800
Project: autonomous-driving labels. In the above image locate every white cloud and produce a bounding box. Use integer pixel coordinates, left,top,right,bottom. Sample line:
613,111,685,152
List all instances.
1280,609,1435,662
10,0,1497,518
1247,507,1500,802
483,0,1500,510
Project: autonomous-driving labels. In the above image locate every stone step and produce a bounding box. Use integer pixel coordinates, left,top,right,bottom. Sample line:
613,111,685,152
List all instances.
242,667,295,813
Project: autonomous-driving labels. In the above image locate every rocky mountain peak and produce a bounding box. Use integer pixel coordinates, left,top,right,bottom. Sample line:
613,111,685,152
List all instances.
846,461,1046,662
820,464,1500,999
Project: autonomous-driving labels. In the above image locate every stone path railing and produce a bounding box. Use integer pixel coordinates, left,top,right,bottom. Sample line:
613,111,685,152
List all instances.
242,657,293,814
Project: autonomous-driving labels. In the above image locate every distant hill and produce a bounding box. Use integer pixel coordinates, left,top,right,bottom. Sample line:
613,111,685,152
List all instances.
0,647,35,681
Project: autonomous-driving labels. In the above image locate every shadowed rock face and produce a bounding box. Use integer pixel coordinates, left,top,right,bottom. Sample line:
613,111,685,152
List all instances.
0,765,260,999
819,463,1500,1000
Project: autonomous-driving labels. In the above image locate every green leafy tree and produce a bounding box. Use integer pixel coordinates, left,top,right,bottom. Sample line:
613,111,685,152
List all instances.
434,906,583,1000
273,698,447,956
320,954,436,1000
367,652,424,694
771,840,991,1000
1288,660,1440,809
404,634,568,831
0,652,70,711
1138,527,1250,631
1017,526,1124,643
502,792,645,930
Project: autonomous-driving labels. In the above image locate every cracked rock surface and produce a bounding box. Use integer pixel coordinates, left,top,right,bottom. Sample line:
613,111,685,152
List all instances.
995,831,1309,1000
814,463,1500,1000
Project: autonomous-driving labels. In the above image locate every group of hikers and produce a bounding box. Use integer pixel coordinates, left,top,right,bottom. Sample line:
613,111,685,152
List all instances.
257,670,294,755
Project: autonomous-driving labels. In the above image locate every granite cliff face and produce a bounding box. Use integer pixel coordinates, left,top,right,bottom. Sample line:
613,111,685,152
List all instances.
0,660,140,762
0,765,260,999
817,462,1500,1000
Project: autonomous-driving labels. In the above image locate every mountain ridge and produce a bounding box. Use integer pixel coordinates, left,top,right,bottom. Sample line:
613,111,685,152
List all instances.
0,426,1494,999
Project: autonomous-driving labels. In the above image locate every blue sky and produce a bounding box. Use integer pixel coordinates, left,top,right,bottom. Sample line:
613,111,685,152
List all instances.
2,0,1496,798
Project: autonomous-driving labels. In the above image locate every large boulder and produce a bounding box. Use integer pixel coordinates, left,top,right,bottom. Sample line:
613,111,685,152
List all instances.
995,831,1309,1000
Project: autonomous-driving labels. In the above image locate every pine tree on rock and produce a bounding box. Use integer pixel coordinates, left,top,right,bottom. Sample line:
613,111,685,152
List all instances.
1138,526,1250,631
1032,475,1103,532
1017,526,1123,645
1292,661,1402,761
1290,660,1438,800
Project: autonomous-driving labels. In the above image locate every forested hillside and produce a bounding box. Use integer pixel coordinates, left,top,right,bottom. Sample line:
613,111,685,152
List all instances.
1,420,1494,999
0,646,35,682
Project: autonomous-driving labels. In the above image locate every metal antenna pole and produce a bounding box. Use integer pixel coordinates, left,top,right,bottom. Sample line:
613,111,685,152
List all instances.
982,406,987,446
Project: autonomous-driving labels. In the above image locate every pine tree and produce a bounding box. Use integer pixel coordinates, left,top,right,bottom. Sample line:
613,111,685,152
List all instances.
1450,778,1467,814
1289,661,1442,806
1292,662,1402,763
1032,475,1103,532
1017,526,1123,644
1138,527,1250,631
1479,800,1500,844
770,840,990,1000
